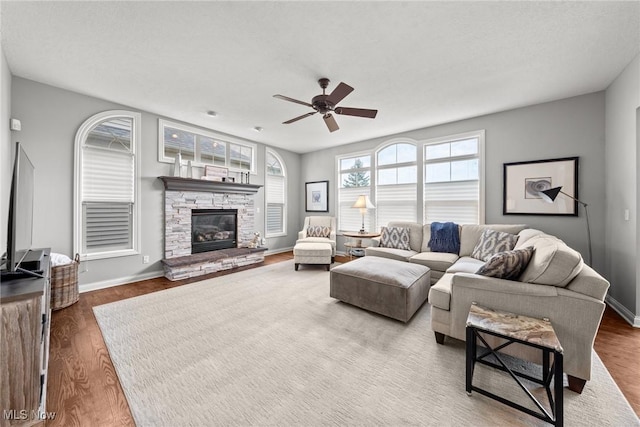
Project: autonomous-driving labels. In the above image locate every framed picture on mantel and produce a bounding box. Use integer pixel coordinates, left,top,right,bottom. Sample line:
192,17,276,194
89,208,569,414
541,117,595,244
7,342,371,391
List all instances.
503,157,579,216
305,181,329,212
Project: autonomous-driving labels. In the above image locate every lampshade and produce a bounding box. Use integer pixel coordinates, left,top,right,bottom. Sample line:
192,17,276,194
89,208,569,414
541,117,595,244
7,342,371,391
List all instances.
539,186,563,203
352,195,375,209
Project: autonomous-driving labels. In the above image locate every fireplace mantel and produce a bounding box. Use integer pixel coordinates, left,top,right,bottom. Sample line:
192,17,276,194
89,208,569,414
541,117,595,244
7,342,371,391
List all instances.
159,176,262,194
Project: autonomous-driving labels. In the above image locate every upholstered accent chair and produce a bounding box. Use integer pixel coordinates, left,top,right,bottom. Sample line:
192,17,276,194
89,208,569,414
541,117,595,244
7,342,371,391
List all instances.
297,216,337,260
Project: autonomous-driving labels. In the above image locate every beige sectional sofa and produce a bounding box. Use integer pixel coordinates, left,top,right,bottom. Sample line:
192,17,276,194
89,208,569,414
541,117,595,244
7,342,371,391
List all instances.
364,221,610,393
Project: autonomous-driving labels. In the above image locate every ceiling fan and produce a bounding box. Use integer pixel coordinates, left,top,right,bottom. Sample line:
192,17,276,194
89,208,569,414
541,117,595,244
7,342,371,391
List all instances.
273,78,378,133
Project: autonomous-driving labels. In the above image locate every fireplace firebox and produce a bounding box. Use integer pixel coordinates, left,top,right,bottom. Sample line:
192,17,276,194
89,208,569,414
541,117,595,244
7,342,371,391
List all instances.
192,209,237,253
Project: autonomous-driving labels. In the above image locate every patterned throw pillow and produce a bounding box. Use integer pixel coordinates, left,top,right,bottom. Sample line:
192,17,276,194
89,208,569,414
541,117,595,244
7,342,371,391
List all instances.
307,225,331,238
471,229,518,261
476,247,534,280
379,226,411,250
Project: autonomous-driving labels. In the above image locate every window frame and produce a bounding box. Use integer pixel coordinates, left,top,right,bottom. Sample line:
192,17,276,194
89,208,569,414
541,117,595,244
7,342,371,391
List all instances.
74,110,142,261
158,119,257,174
265,148,287,238
336,151,373,232
422,129,486,225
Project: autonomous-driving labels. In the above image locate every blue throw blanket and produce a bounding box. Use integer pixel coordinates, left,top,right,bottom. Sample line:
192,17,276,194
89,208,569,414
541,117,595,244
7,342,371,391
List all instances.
429,222,460,254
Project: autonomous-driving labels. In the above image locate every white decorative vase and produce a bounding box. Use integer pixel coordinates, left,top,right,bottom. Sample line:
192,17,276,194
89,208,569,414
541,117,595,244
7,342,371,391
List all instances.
173,153,182,177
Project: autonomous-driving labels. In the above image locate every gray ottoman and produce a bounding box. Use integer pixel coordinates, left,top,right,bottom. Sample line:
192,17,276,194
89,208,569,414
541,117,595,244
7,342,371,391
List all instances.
330,257,431,322
294,242,332,271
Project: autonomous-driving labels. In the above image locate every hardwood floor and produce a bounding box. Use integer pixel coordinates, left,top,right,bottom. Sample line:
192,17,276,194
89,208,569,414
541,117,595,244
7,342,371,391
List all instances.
45,252,640,425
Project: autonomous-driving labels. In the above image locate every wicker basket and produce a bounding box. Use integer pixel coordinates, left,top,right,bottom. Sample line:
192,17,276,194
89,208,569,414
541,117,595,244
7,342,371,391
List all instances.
51,254,80,310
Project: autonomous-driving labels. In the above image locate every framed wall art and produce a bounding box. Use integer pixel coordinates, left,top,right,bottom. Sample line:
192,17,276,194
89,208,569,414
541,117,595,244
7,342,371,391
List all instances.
305,180,329,212
503,157,579,216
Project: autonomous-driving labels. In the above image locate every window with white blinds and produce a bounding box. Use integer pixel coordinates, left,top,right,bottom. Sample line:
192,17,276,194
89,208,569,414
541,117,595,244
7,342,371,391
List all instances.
376,143,417,228
74,111,141,260
337,155,372,232
424,132,484,225
266,150,286,236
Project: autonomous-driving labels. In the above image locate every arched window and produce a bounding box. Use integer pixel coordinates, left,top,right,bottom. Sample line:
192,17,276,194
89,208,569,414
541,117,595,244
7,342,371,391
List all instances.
265,149,287,236
74,110,141,259
375,141,417,227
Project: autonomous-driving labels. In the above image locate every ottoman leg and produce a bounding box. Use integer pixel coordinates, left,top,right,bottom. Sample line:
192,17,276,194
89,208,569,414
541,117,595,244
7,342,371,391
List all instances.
435,332,446,344
295,263,299,271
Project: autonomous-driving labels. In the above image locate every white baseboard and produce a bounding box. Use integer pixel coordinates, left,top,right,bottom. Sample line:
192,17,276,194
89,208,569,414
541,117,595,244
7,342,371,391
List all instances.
79,270,164,293
606,295,640,328
264,246,294,255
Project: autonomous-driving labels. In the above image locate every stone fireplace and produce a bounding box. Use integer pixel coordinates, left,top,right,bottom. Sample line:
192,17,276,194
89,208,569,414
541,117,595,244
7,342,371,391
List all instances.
160,176,265,280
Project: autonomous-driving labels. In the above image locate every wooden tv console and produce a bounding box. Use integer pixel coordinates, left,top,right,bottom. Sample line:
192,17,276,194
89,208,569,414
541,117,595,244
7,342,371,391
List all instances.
1,248,52,427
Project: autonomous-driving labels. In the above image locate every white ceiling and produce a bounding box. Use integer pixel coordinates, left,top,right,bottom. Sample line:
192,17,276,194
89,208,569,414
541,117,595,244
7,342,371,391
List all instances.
1,1,639,154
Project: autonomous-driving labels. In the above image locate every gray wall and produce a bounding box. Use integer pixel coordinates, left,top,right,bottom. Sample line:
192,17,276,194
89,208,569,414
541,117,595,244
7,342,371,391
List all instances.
10,77,301,289
1,45,11,254
605,52,640,322
301,92,606,273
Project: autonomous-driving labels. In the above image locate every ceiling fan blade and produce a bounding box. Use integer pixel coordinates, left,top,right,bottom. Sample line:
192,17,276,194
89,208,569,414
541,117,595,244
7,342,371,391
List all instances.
283,111,317,124
273,94,313,108
323,113,339,133
335,107,378,119
326,82,354,106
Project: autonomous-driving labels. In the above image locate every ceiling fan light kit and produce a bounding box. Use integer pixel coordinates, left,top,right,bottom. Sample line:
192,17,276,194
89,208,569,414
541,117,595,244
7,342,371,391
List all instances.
274,78,378,133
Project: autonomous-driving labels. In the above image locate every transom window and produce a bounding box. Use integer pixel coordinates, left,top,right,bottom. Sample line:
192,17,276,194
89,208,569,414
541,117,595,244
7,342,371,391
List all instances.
158,119,256,173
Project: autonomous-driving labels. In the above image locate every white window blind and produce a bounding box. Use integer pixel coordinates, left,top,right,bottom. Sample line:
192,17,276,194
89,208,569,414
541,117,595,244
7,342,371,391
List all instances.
82,148,134,202
265,150,286,236
266,174,285,235
424,180,479,224
376,184,417,227
338,187,372,232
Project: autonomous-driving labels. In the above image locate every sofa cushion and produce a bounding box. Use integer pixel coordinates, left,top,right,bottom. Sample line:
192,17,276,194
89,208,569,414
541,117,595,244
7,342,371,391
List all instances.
380,226,411,250
387,221,423,252
446,256,485,274
518,235,584,287
409,251,459,272
459,224,528,257
364,247,418,262
470,229,518,261
306,225,331,238
428,273,453,311
515,228,547,249
476,247,534,280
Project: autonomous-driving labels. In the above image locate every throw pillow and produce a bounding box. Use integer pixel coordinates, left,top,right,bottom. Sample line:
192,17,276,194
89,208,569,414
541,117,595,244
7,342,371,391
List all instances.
306,225,331,238
471,229,518,261
379,226,411,250
476,247,534,280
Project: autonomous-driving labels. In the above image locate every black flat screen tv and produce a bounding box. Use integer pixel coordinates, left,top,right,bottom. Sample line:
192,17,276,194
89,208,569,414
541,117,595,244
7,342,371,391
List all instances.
2,141,35,275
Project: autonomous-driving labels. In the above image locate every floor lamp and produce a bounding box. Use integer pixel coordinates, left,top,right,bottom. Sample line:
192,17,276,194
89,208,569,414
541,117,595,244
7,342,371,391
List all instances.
352,195,375,234
539,186,592,266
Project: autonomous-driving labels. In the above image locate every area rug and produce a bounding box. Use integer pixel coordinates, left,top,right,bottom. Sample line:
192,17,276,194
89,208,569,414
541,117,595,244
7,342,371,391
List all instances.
94,261,639,426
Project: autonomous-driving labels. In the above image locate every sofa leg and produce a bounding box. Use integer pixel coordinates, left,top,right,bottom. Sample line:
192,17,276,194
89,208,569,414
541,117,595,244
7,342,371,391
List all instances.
326,264,330,271
567,375,586,394
295,263,299,271
434,332,445,345
331,256,335,263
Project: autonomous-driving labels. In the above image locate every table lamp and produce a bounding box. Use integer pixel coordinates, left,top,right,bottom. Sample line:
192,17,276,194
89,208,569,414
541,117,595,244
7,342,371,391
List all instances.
351,195,375,233
539,186,592,266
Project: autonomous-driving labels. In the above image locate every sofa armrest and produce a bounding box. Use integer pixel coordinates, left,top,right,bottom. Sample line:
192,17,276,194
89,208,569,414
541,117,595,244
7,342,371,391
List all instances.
369,236,381,248
298,230,307,240
452,273,558,298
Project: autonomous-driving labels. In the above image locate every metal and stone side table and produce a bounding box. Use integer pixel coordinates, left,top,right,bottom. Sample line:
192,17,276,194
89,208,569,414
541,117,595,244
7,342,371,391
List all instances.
466,303,564,426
